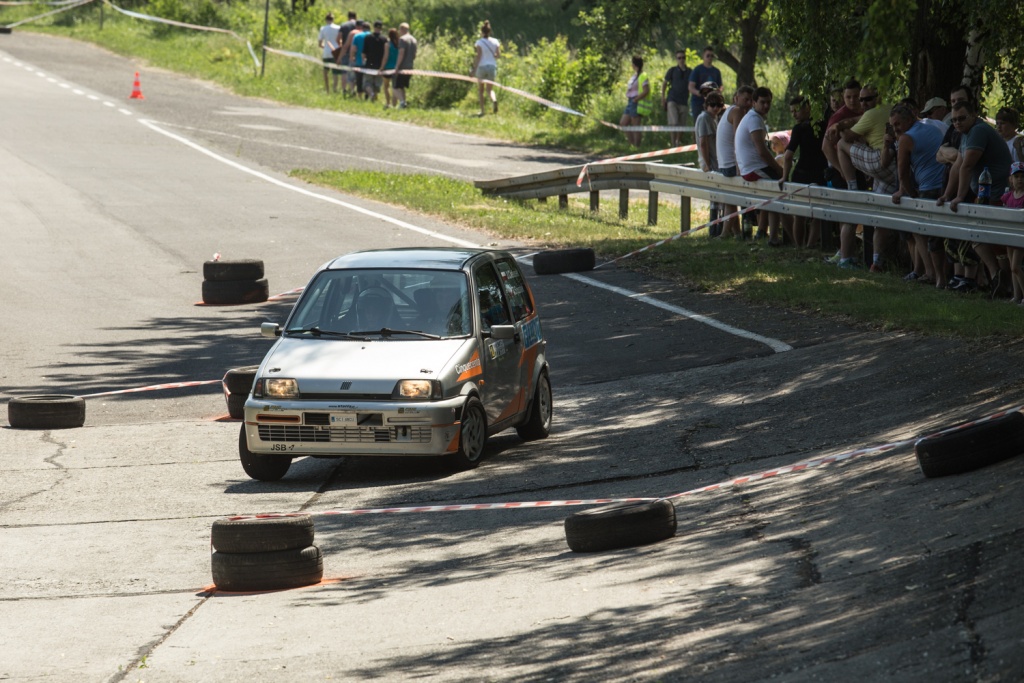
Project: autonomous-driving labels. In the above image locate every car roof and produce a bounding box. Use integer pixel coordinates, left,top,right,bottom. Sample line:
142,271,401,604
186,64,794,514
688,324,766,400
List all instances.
322,247,504,272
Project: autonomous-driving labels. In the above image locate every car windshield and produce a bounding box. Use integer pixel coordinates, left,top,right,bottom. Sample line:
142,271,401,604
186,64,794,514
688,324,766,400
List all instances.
286,269,472,339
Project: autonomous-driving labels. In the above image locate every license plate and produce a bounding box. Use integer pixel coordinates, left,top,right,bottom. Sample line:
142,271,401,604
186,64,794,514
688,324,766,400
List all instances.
329,413,357,425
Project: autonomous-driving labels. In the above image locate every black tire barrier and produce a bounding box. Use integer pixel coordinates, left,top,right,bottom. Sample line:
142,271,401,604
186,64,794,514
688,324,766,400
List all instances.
226,392,246,420
8,395,86,429
211,545,323,591
564,500,677,553
203,259,265,282
532,248,596,275
201,278,269,305
914,411,1024,478
239,424,291,480
223,366,259,395
211,514,315,554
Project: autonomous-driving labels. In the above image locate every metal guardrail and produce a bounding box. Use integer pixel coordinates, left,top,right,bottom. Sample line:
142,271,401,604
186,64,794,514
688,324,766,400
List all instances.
476,162,1024,248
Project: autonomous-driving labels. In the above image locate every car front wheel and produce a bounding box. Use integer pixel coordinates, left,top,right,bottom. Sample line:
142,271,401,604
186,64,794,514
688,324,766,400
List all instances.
447,398,487,470
516,371,552,441
238,424,292,481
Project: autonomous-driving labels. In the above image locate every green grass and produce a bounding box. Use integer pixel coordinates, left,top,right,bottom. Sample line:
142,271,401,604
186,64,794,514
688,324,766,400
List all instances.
290,169,1024,340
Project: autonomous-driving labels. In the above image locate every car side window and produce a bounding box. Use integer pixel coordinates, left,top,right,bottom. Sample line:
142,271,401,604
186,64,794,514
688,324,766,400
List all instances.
474,263,511,331
494,259,534,322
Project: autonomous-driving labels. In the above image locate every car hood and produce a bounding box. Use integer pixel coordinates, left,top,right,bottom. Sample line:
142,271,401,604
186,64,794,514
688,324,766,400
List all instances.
261,337,472,395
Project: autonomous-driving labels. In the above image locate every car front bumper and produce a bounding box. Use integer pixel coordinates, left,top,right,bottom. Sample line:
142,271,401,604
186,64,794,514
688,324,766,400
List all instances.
242,395,466,457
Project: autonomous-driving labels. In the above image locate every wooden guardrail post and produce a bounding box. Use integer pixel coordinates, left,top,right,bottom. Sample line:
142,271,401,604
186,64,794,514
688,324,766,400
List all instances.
679,196,691,233
558,194,568,210
538,196,547,204
590,190,599,212
619,189,629,219
647,191,659,226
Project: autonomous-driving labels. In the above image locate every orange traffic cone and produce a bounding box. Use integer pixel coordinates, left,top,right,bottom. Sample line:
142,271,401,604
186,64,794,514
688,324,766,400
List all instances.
129,72,144,100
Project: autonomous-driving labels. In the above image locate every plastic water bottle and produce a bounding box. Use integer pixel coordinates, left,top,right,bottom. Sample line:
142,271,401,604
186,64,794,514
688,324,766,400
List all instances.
977,166,992,204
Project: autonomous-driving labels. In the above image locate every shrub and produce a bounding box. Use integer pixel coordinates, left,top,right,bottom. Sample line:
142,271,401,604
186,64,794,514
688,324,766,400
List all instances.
418,30,473,109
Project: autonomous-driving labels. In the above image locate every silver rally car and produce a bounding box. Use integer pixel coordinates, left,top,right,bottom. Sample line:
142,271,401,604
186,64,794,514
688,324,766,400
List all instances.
239,247,552,481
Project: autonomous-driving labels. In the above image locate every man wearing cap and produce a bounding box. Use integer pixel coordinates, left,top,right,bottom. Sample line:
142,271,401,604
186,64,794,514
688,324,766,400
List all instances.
317,13,341,94
361,20,388,102
922,97,949,125
688,47,722,122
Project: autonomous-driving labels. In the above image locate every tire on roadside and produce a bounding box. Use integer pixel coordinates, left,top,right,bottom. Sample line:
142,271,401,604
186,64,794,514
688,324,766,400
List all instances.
8,395,86,429
203,259,265,282
239,424,291,481
202,279,269,305
914,410,1024,478
532,248,596,275
211,514,314,554
564,500,677,553
211,545,323,591
223,366,259,396
226,392,247,420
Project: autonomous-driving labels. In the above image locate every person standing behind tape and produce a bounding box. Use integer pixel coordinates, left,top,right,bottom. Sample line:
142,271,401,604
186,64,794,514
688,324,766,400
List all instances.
661,50,690,147
471,20,501,116
393,22,417,109
688,47,722,122
317,13,341,94
361,20,387,102
715,85,754,238
382,28,399,108
619,56,651,148
348,20,370,99
336,11,358,97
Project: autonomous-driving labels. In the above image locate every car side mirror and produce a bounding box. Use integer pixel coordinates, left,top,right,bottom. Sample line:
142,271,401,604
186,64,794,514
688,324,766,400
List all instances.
261,322,281,338
488,324,516,340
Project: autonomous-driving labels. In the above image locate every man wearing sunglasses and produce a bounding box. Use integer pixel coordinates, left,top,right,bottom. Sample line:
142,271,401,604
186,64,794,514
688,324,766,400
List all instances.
938,100,1012,213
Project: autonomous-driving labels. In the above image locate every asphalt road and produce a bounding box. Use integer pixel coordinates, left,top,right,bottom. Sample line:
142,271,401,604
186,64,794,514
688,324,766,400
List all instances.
1,31,1023,683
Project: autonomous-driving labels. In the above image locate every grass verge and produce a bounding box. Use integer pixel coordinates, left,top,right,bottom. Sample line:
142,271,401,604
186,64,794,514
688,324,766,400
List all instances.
290,169,1024,340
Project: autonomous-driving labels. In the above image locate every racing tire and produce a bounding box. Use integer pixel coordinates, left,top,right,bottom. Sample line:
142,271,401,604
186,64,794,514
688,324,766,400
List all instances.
8,395,86,429
564,500,677,553
447,398,487,470
226,392,247,420
211,514,315,554
201,278,269,305
211,545,323,592
223,366,259,396
516,371,552,441
914,410,1024,478
532,248,596,275
239,424,291,481
203,259,265,282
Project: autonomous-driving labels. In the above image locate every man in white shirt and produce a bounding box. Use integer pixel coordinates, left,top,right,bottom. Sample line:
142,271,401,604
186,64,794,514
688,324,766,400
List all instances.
715,85,754,238
317,13,341,94
735,87,784,244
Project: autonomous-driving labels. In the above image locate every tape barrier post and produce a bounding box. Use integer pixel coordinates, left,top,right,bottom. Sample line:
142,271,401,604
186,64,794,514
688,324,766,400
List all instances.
592,184,810,269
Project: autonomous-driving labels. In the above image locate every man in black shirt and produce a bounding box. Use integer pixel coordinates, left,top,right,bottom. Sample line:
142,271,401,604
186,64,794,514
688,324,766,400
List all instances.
362,20,388,102
661,51,691,147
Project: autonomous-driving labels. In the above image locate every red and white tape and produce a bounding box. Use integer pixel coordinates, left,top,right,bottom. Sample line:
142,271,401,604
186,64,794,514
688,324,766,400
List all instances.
79,379,221,398
222,405,1024,521
576,145,697,188
593,183,810,269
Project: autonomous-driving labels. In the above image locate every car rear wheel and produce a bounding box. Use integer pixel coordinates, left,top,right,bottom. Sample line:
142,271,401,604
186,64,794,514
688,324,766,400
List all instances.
448,398,486,469
238,424,291,481
516,372,552,441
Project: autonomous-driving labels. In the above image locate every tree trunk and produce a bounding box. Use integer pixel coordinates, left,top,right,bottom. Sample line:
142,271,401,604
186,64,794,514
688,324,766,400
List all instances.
908,0,969,107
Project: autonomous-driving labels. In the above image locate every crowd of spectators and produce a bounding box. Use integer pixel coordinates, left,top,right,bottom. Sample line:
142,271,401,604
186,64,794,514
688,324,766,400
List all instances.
317,11,418,109
688,71,1024,301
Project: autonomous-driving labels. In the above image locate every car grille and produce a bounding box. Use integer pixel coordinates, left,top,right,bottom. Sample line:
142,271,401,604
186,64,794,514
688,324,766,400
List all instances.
257,424,432,444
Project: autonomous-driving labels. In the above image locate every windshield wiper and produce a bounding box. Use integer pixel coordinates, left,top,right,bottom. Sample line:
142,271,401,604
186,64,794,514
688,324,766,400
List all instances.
348,328,442,339
285,326,368,340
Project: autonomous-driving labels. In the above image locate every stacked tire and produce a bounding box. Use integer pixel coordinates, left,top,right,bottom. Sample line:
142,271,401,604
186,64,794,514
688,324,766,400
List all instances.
211,514,323,591
202,259,269,305
8,395,86,429
223,366,259,419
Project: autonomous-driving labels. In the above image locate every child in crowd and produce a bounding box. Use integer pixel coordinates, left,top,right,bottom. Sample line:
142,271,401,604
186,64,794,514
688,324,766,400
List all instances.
1002,162,1024,304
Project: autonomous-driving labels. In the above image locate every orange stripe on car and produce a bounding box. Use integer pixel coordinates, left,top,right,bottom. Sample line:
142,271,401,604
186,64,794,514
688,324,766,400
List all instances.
456,350,483,381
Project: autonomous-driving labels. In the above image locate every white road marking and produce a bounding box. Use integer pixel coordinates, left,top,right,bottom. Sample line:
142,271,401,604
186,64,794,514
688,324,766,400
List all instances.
137,118,481,248
236,123,287,131
560,272,793,353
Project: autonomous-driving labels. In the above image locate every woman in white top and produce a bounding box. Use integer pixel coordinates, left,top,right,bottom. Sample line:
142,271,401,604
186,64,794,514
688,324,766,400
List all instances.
471,20,501,116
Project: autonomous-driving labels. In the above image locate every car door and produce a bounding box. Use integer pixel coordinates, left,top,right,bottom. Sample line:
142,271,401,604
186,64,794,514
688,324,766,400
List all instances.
473,261,522,424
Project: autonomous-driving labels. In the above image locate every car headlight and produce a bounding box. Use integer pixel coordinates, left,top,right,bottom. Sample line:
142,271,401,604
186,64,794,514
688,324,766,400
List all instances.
392,379,441,400
255,378,299,399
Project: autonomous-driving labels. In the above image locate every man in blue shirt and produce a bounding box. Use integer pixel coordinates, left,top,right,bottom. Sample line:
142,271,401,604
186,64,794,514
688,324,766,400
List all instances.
688,46,723,121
